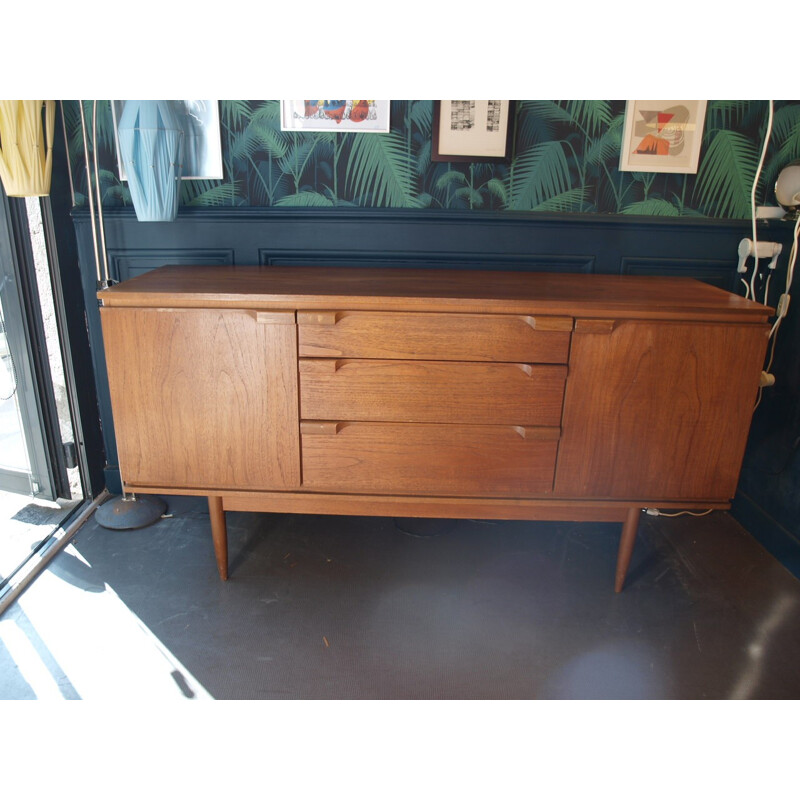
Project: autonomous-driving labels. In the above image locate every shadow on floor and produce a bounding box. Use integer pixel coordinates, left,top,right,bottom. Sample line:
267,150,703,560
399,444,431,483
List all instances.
2,495,800,700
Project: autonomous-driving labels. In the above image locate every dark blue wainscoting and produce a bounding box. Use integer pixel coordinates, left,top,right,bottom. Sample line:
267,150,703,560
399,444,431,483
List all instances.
77,206,759,286
71,206,799,578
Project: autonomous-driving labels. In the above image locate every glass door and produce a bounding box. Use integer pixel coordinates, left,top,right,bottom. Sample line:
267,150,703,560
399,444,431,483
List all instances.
0,287,41,495
0,188,83,586
0,197,60,500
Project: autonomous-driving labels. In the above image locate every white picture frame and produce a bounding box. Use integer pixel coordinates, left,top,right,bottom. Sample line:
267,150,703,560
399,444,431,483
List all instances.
112,100,224,181
280,100,390,132
619,100,708,174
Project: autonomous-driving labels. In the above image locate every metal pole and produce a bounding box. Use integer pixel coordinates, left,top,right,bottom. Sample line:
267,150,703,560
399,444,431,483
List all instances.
77,100,102,287
92,101,111,286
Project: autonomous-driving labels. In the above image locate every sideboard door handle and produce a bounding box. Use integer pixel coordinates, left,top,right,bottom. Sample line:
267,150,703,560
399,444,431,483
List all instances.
297,311,343,326
574,318,619,334
520,315,573,331
300,421,343,435
512,426,561,440
252,311,296,325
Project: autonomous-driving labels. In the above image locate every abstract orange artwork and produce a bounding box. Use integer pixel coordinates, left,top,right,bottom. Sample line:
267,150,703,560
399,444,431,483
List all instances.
620,101,707,174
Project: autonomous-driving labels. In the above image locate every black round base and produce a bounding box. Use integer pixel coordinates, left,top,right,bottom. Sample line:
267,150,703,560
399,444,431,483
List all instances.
94,495,167,530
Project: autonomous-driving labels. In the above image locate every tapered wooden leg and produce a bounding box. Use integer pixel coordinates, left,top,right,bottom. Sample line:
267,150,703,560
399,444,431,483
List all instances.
615,507,642,593
208,495,228,581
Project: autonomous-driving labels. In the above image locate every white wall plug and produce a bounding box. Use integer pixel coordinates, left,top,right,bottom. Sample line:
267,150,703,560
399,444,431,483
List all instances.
737,238,783,273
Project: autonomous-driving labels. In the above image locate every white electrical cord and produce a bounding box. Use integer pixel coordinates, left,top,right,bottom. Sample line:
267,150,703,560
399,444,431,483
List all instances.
739,99,800,413
747,100,775,301
768,212,800,345
645,508,714,518
753,212,799,411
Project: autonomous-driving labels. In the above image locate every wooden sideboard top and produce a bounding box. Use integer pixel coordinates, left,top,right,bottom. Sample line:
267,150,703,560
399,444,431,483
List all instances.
98,265,772,322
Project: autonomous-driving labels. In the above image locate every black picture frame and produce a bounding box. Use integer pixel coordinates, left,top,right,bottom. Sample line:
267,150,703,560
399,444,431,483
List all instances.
432,100,515,163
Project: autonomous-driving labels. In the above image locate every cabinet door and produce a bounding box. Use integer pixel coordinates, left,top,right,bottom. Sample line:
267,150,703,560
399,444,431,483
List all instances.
101,307,300,491
554,320,768,501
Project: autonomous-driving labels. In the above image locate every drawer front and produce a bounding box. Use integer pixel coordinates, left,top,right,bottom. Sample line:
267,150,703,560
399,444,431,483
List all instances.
299,359,568,426
301,422,559,497
298,311,572,363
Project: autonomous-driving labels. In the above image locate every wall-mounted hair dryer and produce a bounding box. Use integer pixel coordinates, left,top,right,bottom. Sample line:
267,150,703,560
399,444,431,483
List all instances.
737,238,782,273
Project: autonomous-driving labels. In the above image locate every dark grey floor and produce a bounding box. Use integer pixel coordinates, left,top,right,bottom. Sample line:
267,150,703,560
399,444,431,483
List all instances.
3,495,800,699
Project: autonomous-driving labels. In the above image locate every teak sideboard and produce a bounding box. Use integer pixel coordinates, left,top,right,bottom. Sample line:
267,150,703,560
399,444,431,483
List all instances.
98,266,771,591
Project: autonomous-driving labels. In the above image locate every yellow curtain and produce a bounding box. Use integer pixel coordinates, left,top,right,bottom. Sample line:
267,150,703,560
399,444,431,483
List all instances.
0,100,56,197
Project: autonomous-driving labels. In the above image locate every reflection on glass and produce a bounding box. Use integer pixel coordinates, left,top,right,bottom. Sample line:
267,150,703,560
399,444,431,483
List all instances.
0,294,30,472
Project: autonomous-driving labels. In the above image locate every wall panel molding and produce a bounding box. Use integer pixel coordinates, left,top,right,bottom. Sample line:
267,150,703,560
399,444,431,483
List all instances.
258,249,597,273
620,256,737,288
109,248,235,282
74,205,768,286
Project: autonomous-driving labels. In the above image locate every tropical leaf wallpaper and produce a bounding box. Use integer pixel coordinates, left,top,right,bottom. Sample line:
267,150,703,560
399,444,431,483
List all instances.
63,100,800,218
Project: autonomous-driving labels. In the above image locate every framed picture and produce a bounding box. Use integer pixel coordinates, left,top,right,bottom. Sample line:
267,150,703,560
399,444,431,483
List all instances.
112,100,223,180
619,100,708,174
432,100,515,162
280,101,390,132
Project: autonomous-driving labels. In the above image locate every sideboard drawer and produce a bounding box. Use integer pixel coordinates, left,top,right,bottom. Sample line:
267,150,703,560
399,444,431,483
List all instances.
299,359,568,426
298,310,572,363
301,421,560,497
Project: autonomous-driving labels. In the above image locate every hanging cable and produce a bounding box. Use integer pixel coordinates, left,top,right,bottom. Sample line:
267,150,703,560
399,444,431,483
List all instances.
767,212,800,344
753,175,800,412
645,508,714,518
748,100,774,301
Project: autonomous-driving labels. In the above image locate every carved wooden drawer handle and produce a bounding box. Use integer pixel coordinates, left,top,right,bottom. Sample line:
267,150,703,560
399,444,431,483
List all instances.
520,315,573,331
297,311,343,326
301,421,344,435
251,310,296,325
574,318,619,334
512,426,561,440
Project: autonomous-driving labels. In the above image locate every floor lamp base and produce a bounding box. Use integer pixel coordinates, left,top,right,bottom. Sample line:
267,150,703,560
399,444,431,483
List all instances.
94,494,167,530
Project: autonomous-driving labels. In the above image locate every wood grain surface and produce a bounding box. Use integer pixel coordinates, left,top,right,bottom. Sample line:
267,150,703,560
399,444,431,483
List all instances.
299,359,568,426
97,266,771,589
301,422,559,496
101,307,301,491
99,265,772,322
555,320,769,500
298,310,572,362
